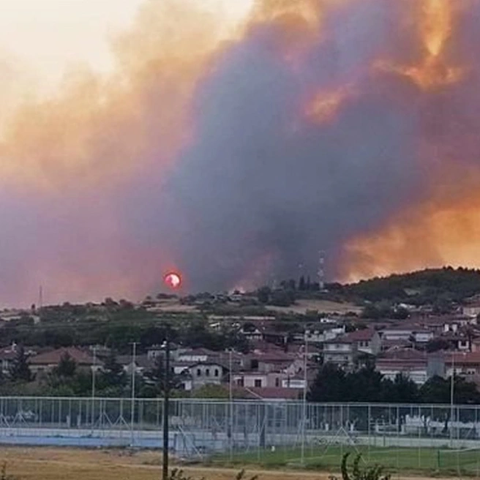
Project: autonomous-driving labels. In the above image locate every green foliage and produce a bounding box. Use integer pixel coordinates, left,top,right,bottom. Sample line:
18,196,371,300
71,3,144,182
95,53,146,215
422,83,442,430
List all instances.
307,363,347,402
99,351,127,390
309,364,480,404
420,375,480,404
343,267,480,306
382,374,420,403
142,356,182,397
9,345,31,382
53,352,77,378
166,468,257,480
425,337,452,353
309,364,388,402
191,384,231,399
334,453,391,480
257,286,271,304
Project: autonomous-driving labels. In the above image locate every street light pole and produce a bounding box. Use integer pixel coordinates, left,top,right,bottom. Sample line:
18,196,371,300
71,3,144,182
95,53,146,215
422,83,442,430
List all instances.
162,335,170,480
450,352,455,448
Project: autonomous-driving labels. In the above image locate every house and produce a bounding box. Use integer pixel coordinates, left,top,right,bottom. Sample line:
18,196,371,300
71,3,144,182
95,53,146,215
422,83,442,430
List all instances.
412,330,434,344
0,344,36,375
304,324,345,343
322,338,356,368
344,329,382,355
117,354,152,375
240,386,303,400
463,300,480,318
176,348,218,364
380,327,414,342
146,345,166,361
29,347,102,375
187,362,226,389
441,334,471,352
446,352,480,378
233,372,270,388
247,351,298,373
241,386,302,401
281,375,307,389
375,348,442,385
239,323,264,341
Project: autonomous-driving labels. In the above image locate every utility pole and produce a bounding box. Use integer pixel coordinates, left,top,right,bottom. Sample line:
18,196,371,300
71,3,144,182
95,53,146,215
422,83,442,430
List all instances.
450,352,455,448
229,348,233,460
318,251,325,291
162,334,170,480
91,346,97,426
130,342,137,446
300,332,308,466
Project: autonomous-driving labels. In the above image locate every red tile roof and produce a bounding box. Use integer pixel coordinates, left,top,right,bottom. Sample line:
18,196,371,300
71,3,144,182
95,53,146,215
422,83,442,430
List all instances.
242,387,302,400
30,347,100,366
345,329,377,341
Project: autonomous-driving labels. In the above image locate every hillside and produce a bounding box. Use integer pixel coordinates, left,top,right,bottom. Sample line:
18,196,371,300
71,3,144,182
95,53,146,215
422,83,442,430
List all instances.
336,267,480,305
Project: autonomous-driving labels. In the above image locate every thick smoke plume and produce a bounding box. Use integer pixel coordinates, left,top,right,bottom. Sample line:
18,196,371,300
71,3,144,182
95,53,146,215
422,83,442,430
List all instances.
1,0,479,305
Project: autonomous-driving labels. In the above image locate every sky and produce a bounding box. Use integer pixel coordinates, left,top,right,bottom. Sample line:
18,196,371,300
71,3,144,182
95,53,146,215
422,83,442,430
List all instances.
1,0,480,306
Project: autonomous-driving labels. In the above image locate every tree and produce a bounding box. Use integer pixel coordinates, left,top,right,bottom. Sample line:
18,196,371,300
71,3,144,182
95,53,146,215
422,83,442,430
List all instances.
270,289,295,307
143,356,182,396
100,351,126,389
345,365,384,402
9,345,32,382
257,287,271,304
418,375,480,404
299,276,306,291
382,374,419,403
53,352,77,378
426,337,452,353
307,363,347,402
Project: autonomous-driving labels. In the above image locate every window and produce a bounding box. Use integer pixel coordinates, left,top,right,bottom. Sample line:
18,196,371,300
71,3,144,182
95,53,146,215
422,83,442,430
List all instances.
254,379,262,388
206,368,210,377
214,369,219,377
237,378,244,387
251,359,259,370
275,378,280,387
196,369,201,377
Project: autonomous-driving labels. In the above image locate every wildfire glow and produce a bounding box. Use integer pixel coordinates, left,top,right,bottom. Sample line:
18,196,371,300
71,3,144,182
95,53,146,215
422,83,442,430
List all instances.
2,0,480,305
376,0,463,90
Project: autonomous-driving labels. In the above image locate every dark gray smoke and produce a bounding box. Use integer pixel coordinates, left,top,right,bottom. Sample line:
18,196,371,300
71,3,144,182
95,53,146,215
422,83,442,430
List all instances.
159,1,429,291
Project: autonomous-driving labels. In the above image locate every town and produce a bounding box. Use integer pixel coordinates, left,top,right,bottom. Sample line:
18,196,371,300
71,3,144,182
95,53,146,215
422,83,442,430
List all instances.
1,267,480,404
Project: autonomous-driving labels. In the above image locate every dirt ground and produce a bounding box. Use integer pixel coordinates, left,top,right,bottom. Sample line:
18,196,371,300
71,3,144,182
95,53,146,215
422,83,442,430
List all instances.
0,447,453,480
267,299,361,315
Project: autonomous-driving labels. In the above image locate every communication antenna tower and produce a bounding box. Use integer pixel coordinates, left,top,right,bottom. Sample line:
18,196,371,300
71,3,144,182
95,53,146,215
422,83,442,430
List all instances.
318,251,325,290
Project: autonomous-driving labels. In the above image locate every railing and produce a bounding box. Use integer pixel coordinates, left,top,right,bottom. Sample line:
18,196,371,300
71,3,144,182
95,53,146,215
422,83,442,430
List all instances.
0,398,479,472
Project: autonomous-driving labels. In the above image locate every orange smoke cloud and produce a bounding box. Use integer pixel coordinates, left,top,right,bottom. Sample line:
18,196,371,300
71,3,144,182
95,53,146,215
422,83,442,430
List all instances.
343,188,480,282
0,0,233,190
375,0,463,90
4,0,480,305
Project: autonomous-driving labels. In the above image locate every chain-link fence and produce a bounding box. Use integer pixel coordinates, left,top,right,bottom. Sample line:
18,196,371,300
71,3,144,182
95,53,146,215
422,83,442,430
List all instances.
0,398,479,474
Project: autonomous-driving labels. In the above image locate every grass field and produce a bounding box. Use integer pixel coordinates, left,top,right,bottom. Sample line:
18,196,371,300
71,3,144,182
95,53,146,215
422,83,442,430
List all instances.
0,447,333,480
211,445,480,475
0,446,477,480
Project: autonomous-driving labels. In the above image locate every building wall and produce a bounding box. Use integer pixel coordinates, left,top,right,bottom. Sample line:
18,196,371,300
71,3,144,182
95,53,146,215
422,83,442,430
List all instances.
188,364,223,389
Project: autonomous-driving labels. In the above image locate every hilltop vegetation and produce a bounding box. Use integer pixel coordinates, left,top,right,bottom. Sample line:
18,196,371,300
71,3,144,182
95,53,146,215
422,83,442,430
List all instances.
324,267,480,306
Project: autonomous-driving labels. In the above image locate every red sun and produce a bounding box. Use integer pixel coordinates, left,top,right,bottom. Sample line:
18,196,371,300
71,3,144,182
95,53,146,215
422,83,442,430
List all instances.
164,272,182,289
